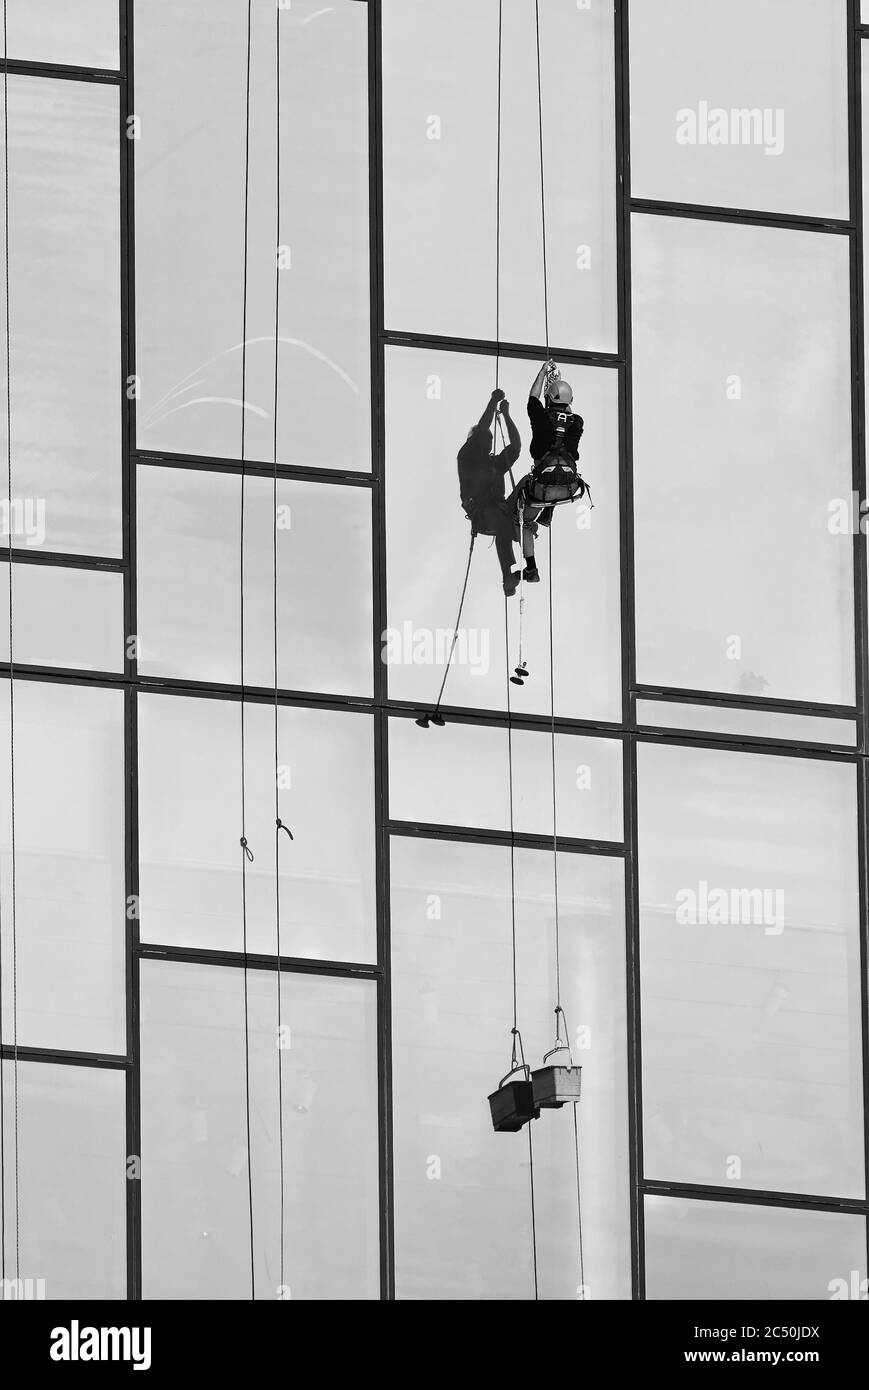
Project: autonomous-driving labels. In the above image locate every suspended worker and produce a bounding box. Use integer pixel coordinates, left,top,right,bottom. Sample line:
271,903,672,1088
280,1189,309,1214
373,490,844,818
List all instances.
457,388,527,596
510,359,590,584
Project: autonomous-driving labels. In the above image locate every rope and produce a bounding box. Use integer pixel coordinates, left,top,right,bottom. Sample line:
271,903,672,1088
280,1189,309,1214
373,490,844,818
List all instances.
527,1126,539,1300
418,530,475,725
1,0,19,1282
572,1102,585,1292
239,0,255,1301
504,600,518,1043
272,0,287,1300
534,0,549,354
547,529,561,1010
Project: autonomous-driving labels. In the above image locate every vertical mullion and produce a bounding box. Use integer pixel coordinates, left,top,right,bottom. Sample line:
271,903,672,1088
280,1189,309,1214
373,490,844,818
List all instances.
615,0,644,1301
368,0,393,1300
120,0,141,1301
848,0,869,1269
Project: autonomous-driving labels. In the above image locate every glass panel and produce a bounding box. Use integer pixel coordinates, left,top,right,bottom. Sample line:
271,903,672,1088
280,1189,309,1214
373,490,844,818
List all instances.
1,76,121,556
391,835,630,1300
635,700,856,748
136,466,373,698
389,716,623,843
629,0,849,218
140,959,379,1300
0,681,125,1054
0,564,124,672
135,0,370,470
382,0,617,350
638,742,864,1199
138,694,376,964
0,1061,126,1299
385,346,620,720
633,214,853,705
645,1196,867,1301
5,0,119,69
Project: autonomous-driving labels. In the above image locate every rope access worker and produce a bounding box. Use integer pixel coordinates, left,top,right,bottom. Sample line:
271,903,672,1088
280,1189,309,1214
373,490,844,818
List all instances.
515,359,589,582
457,388,525,596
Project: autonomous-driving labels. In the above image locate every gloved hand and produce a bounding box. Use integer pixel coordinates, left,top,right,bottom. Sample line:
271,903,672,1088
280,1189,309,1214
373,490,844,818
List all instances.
491,387,505,403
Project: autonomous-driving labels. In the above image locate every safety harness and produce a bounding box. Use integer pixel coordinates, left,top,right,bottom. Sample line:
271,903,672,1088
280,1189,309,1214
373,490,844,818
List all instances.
525,401,592,508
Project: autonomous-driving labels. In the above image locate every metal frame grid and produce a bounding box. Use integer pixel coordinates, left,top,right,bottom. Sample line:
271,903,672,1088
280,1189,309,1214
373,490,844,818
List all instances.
0,0,866,1301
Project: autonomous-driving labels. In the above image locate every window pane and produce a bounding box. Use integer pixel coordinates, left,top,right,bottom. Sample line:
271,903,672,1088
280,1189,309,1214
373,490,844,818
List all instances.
389,716,623,843
0,681,125,1053
136,466,373,698
138,694,376,964
635,699,856,748
385,346,620,720
382,0,617,350
5,0,119,69
638,742,864,1199
0,1061,126,1299
0,564,124,672
1,77,121,556
630,0,849,218
633,214,853,704
135,0,370,469
391,835,629,1300
645,1196,866,1301
140,959,379,1299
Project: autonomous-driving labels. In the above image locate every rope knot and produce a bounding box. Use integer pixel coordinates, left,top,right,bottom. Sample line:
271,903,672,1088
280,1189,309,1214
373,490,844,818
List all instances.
239,836,254,863
276,818,293,840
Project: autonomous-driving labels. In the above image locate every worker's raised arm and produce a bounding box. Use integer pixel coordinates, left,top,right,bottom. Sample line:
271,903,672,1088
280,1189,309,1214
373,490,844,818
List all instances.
475,388,505,435
497,401,521,470
529,360,555,402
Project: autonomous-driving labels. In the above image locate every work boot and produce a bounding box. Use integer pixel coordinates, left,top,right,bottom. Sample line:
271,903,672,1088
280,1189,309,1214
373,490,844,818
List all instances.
503,570,520,597
523,562,540,583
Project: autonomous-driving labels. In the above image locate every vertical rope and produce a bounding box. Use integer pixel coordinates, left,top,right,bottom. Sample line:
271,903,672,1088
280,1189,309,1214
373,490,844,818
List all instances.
272,0,286,1299
548,530,561,1011
239,0,256,1301
1,0,18,1282
572,1102,585,1292
527,1125,539,1300
534,0,549,354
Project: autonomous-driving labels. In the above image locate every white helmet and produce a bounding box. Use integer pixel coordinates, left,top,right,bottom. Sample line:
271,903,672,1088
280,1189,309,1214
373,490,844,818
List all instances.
547,379,573,406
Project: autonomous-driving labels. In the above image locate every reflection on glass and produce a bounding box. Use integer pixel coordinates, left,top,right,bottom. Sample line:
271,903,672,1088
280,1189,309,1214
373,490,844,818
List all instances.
0,681,125,1054
136,466,373,697
0,564,124,672
140,960,380,1299
385,346,620,720
383,0,617,350
5,0,119,69
0,1061,126,1299
1,77,121,556
138,694,376,964
645,1196,866,1300
135,0,370,469
633,214,853,704
635,700,856,748
638,741,864,1199
630,0,849,218
391,835,629,1300
388,716,624,843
